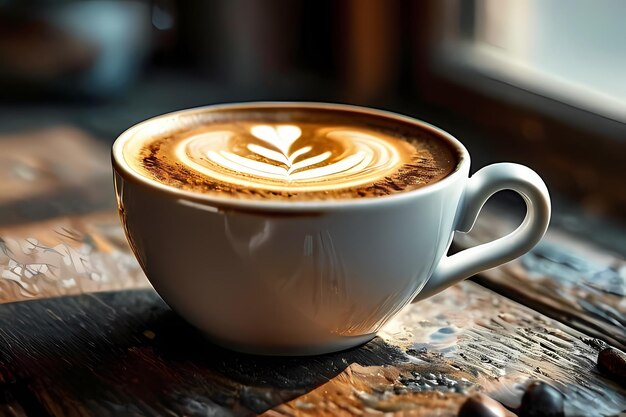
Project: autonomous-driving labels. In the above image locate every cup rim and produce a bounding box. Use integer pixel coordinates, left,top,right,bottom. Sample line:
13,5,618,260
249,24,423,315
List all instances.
112,102,470,212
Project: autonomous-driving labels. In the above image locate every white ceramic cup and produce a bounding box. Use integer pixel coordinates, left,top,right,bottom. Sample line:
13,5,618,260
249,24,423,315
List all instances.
112,103,551,355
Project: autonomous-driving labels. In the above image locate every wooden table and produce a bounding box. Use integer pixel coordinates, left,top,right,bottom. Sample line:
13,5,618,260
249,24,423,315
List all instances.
0,127,624,417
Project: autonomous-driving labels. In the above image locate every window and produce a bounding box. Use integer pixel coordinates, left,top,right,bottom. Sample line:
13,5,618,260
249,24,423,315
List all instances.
434,0,626,124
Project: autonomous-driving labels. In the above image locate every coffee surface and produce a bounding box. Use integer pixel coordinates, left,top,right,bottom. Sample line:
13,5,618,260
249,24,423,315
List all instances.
123,106,458,200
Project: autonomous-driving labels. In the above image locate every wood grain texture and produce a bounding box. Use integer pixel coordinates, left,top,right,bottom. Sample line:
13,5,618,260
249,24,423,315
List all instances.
0,212,149,303
0,283,623,417
0,127,148,303
457,206,626,350
266,282,626,417
1,124,625,417
0,127,114,227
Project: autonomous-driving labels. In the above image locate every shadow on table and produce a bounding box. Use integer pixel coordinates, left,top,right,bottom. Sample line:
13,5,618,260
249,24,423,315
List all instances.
0,289,407,416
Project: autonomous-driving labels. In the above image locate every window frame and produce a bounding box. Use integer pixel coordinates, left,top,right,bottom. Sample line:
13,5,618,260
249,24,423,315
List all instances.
408,0,626,221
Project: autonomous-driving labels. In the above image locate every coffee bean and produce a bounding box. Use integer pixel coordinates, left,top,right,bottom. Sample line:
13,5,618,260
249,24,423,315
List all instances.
518,381,564,417
458,394,508,417
597,347,626,386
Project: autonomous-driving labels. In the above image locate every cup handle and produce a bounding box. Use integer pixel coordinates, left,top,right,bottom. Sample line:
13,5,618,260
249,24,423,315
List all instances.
414,163,551,302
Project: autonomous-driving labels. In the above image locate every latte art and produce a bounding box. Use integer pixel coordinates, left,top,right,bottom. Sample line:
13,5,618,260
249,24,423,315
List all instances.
123,106,458,200
177,124,408,191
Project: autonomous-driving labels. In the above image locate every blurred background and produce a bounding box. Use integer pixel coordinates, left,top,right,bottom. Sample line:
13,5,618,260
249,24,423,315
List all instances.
1,0,625,251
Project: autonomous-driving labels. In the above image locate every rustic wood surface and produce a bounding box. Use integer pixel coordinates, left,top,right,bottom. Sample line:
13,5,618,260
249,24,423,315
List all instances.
0,127,109,205
0,127,114,227
0,283,624,417
0,126,149,303
0,127,625,416
457,206,626,351
0,212,148,303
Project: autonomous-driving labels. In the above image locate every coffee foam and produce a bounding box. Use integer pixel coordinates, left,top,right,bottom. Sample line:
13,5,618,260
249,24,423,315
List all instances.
124,107,459,200
176,122,415,192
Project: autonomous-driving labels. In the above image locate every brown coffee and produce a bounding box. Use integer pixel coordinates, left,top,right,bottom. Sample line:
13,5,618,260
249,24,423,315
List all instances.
122,105,459,200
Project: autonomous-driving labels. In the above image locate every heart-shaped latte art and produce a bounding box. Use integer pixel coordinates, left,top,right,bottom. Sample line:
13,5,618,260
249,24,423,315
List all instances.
175,123,411,192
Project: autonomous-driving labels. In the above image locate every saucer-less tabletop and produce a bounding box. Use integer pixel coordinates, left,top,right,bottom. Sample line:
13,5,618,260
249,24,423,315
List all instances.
0,127,624,416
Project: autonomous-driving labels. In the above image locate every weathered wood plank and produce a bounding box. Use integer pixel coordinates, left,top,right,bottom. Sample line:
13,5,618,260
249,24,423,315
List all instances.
457,205,626,350
0,283,623,417
0,123,624,416
0,212,149,303
265,282,626,416
2,125,624,353
0,126,113,226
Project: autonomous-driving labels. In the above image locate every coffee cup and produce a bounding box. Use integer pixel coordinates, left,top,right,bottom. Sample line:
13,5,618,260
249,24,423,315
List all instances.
112,102,550,355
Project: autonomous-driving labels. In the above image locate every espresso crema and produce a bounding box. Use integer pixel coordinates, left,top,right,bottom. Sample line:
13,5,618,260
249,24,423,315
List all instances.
122,106,459,200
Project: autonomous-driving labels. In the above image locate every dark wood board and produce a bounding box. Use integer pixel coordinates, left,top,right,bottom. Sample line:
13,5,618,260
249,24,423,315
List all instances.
0,126,625,416
1,125,623,353
0,127,114,227
0,283,624,417
0,212,148,304
457,206,626,350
